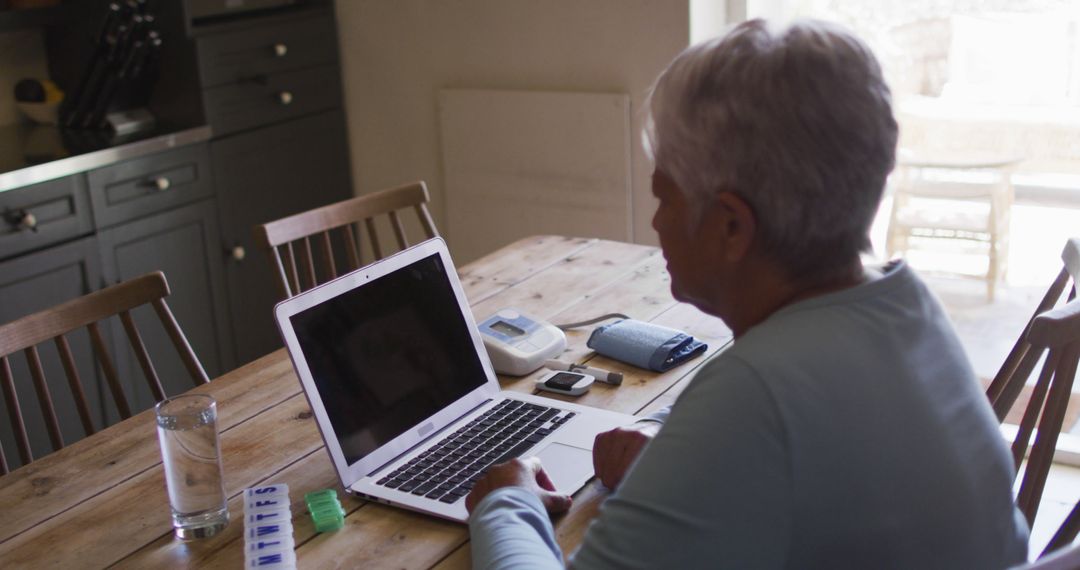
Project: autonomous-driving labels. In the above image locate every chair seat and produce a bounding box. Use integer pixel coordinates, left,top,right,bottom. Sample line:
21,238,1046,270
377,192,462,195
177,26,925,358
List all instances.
899,179,1004,200
894,207,994,236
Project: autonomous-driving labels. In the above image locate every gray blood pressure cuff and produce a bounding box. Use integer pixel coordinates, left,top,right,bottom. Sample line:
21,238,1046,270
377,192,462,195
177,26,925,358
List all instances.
586,319,707,372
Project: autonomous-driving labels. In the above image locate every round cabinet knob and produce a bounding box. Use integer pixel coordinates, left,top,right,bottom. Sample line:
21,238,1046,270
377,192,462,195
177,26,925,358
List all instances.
278,91,293,105
17,211,37,232
273,43,288,57
154,177,171,191
231,246,246,262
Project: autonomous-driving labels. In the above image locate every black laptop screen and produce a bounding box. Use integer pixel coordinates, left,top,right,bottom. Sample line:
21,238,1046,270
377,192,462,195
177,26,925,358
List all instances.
290,253,488,465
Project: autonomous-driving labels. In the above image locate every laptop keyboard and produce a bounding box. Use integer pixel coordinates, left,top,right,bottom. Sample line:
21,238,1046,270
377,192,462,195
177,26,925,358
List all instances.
374,399,577,504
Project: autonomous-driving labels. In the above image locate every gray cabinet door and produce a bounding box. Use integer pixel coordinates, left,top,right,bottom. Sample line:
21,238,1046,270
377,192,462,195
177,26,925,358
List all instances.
0,237,107,469
98,199,233,415
212,110,352,365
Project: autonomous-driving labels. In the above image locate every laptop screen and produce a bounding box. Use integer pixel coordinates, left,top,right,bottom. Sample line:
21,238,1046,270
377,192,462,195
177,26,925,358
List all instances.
290,253,488,465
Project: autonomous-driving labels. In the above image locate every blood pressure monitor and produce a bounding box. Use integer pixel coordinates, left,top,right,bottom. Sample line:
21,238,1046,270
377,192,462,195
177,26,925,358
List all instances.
478,308,566,376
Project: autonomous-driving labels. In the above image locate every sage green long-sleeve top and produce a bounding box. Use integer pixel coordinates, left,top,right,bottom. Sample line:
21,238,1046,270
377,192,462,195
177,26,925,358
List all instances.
469,262,1029,569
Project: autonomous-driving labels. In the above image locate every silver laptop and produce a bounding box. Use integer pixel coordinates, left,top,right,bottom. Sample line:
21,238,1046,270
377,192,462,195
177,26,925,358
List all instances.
274,238,635,522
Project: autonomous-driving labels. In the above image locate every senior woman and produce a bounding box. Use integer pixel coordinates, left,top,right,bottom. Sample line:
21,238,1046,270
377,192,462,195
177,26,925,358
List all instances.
465,19,1028,569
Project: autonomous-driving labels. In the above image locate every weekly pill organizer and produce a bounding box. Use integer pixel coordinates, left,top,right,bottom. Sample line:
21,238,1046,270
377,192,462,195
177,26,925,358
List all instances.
245,484,295,569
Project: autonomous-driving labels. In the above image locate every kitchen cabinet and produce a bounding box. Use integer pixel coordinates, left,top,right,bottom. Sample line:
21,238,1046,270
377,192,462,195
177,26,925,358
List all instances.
97,199,232,413
199,8,353,365
0,2,354,469
213,112,351,364
0,144,229,471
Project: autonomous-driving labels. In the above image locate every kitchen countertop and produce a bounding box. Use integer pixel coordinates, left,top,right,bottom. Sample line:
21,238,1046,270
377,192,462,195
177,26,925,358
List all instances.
0,123,212,194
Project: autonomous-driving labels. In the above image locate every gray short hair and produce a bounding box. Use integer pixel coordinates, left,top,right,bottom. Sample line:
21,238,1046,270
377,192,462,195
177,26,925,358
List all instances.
645,19,898,279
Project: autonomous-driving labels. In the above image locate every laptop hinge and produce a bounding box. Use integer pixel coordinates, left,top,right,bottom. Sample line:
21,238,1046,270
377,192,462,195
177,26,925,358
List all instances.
365,397,495,478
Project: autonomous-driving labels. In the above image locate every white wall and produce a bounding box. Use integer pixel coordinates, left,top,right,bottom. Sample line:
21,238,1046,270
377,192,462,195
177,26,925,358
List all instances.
691,0,737,43
334,0,689,252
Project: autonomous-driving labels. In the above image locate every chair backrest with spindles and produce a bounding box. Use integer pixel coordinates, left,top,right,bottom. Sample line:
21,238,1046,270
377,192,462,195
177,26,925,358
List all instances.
985,238,1080,547
0,271,207,475
254,181,438,299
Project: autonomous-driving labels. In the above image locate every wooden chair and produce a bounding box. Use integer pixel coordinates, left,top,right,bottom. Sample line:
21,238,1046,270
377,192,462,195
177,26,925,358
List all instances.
1041,501,1080,559
0,271,207,474
1017,540,1080,569
985,238,1080,550
886,151,1022,301
254,181,438,299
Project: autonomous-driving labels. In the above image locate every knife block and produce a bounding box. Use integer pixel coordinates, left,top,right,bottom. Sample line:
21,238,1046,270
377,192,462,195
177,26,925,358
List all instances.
43,0,201,133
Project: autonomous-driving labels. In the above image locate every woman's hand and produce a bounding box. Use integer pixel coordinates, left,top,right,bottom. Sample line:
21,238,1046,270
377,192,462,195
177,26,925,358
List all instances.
466,457,573,514
592,422,661,489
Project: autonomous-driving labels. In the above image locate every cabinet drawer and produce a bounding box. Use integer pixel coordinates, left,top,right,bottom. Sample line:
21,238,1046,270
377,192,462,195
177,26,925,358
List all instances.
196,14,338,88
0,175,91,260
203,65,341,137
87,144,214,228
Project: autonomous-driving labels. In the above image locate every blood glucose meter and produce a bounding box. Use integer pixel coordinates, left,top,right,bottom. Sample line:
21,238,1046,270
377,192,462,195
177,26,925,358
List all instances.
534,370,594,396
478,308,566,376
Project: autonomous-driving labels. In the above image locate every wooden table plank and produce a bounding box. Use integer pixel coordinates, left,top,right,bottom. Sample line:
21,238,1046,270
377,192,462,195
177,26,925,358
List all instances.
467,241,658,324
293,503,466,569
0,394,322,567
113,446,365,569
0,354,299,545
458,236,598,304
550,257,676,359
431,543,472,570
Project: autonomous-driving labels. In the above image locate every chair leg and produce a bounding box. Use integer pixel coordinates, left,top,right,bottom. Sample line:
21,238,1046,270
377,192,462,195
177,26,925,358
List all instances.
885,169,911,261
885,210,902,260
988,235,999,303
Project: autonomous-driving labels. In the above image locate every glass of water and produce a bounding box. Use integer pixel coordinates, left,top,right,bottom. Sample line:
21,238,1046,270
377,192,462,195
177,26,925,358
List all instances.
155,394,229,539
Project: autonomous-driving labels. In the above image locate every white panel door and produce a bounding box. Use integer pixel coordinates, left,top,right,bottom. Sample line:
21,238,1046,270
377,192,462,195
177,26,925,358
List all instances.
439,89,632,263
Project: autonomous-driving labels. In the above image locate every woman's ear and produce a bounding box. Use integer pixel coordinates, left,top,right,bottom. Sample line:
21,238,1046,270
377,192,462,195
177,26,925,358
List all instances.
707,191,757,262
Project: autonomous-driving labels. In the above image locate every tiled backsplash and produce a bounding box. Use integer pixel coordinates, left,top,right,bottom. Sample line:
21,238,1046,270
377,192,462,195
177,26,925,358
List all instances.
0,29,49,127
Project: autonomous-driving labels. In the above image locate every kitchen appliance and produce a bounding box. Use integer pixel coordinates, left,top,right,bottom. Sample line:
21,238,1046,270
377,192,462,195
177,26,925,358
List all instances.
59,1,163,133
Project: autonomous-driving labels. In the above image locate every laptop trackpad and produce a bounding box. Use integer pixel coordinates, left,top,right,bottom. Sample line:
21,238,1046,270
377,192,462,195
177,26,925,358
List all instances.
534,442,594,494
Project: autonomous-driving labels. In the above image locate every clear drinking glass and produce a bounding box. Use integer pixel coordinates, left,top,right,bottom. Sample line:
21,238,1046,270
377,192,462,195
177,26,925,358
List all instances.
155,394,229,539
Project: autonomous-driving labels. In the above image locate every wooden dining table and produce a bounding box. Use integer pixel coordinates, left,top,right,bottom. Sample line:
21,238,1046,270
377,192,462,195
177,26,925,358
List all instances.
0,235,732,568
